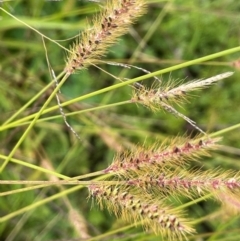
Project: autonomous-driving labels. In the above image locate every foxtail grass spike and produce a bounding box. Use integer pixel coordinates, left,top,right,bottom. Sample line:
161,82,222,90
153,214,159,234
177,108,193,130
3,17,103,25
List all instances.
104,136,220,175
65,0,146,75
126,168,240,212
89,184,194,240
131,72,233,133
132,72,233,107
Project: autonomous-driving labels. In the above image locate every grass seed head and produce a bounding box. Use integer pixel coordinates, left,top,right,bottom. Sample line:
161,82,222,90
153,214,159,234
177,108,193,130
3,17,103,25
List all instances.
89,184,194,239
104,136,220,176
65,0,146,75
132,72,233,108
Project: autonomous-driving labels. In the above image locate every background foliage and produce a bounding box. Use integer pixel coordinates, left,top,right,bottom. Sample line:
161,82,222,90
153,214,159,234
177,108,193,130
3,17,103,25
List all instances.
0,0,240,240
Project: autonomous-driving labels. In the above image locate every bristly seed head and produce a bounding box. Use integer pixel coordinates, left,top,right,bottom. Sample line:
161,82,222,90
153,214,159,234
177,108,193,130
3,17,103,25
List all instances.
131,72,233,133
89,184,194,238
104,137,220,175
65,0,146,75
132,72,233,108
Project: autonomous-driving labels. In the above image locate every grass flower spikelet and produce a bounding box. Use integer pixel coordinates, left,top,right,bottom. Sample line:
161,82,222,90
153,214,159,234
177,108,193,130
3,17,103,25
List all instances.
89,184,194,239
132,72,233,108
104,137,220,175
65,0,146,75
131,72,233,133
127,168,240,210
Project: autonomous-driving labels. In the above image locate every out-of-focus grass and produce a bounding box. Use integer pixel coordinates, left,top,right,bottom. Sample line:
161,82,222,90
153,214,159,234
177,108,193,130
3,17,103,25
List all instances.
0,0,240,240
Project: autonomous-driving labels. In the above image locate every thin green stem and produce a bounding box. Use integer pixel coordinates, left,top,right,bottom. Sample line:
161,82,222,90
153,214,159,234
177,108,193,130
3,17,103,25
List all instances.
71,170,106,180
0,73,69,173
0,8,70,53
209,123,240,137
0,180,119,185
0,171,107,197
0,185,82,223
174,193,213,211
0,184,52,197
0,174,110,222
0,154,69,179
207,216,240,241
1,81,53,125
1,71,65,126
1,100,130,131
85,224,136,241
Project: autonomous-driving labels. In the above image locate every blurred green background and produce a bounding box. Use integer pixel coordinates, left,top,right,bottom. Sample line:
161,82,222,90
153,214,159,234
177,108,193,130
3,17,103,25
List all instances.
0,0,240,240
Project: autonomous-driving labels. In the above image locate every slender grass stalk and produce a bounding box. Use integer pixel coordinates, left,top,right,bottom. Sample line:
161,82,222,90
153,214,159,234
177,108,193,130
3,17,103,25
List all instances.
0,100,130,131
0,154,69,179
0,69,63,126
0,174,107,222
0,185,84,223
2,80,54,125
0,73,69,172
0,8,70,52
